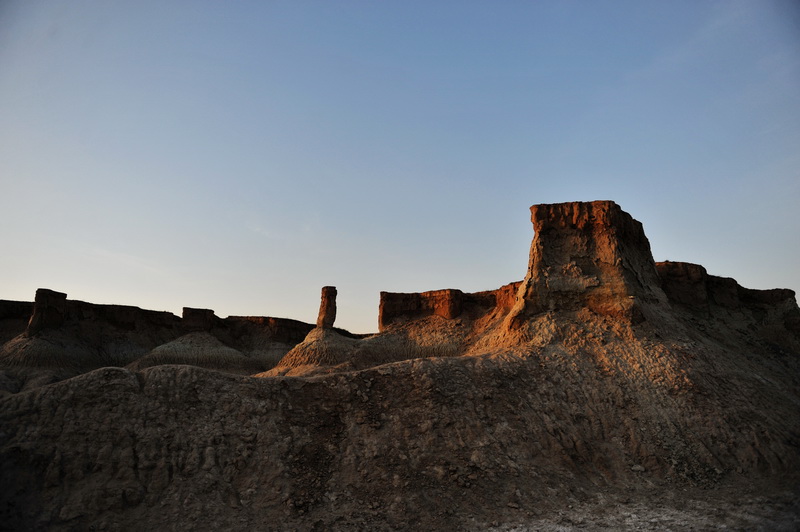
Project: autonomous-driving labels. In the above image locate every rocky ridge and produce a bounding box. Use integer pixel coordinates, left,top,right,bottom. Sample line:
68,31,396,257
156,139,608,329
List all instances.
1,200,799,530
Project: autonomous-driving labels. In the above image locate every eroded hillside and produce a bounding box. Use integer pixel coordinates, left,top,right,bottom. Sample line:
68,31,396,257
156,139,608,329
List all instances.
1,200,798,530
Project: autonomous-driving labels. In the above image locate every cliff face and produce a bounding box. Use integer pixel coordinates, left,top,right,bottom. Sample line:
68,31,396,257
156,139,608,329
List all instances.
656,261,800,352
378,282,521,332
507,200,668,327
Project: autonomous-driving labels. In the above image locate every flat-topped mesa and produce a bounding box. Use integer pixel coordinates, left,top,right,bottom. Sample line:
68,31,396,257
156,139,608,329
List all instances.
378,282,521,331
182,307,219,331
507,200,667,327
316,286,337,329
379,289,462,331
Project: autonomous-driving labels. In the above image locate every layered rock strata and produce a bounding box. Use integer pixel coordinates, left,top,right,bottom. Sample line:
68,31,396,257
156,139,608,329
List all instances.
507,200,668,328
1,200,799,531
378,282,521,331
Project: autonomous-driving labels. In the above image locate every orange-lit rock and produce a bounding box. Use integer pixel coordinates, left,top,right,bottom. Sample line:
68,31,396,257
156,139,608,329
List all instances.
507,200,667,327
378,288,462,330
316,286,337,329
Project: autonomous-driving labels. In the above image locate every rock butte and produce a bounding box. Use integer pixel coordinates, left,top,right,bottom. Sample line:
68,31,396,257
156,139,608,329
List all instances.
1,200,799,531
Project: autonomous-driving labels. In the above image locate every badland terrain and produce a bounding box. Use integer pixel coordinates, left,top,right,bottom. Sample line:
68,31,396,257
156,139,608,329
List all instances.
1,200,799,530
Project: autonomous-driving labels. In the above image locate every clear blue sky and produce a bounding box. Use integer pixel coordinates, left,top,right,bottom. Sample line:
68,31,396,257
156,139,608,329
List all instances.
1,1,798,333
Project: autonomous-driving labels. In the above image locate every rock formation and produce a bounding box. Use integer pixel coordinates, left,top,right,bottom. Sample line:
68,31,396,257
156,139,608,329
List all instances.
0,291,319,379
507,200,668,328
379,288,463,329
1,200,799,531
25,288,67,336
378,282,521,332
316,286,337,329
181,307,219,331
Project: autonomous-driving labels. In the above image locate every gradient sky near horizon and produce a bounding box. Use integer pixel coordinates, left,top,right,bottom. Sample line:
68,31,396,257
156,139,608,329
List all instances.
1,1,798,333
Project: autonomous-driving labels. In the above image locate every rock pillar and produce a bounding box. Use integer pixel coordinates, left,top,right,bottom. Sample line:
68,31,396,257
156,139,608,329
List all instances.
317,286,337,329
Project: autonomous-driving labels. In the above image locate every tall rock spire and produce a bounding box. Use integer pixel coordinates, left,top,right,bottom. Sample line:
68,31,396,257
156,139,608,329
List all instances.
316,286,337,329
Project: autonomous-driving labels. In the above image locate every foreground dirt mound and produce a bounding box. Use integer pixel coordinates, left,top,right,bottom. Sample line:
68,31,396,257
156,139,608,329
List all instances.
2,339,798,530
1,200,799,530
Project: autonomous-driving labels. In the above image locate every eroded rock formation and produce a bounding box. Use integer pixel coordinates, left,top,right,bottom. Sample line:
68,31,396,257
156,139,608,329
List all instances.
316,286,338,329
379,288,463,330
0,291,320,377
507,200,668,327
378,282,521,332
182,307,219,331
26,288,67,336
1,200,799,531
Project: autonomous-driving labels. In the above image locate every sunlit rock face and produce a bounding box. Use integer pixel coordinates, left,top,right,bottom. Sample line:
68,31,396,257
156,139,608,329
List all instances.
316,286,338,329
507,200,668,327
378,289,463,330
377,283,521,332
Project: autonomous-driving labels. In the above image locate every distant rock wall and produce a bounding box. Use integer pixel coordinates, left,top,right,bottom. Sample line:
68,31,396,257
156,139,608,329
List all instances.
656,261,800,342
378,282,522,331
379,289,462,330
1,289,322,371
182,307,219,331
225,316,315,344
656,261,797,310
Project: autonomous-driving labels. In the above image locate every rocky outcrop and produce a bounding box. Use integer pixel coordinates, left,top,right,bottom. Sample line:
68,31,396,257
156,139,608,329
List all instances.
657,261,797,312
25,288,68,336
656,261,800,348
656,261,710,310
316,286,338,329
378,283,522,331
507,201,668,328
224,316,315,345
379,289,463,330
1,290,323,374
182,307,219,331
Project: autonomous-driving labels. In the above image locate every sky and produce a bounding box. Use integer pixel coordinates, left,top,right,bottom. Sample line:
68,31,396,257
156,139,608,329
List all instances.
1,1,798,333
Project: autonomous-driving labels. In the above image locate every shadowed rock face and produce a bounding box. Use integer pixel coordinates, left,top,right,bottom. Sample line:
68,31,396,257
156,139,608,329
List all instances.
507,200,668,327
182,307,219,331
657,261,797,312
656,260,800,350
26,289,68,336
